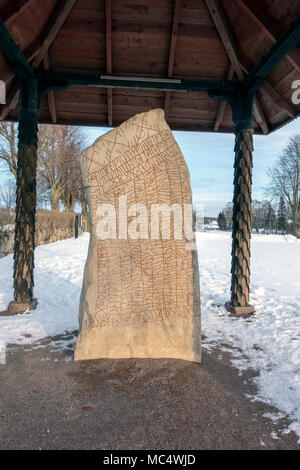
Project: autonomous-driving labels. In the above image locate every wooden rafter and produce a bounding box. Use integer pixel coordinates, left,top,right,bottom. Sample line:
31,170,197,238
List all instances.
0,40,42,120
32,0,77,68
164,0,181,120
259,80,295,118
237,0,300,73
43,51,57,123
238,56,295,118
247,19,300,81
0,0,76,120
1,0,35,26
205,0,268,134
106,0,112,127
253,96,268,134
214,65,234,131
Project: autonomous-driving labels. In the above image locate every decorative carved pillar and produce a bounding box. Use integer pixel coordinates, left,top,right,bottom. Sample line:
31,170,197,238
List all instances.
7,77,39,314
209,81,260,316
225,123,255,315
223,88,257,315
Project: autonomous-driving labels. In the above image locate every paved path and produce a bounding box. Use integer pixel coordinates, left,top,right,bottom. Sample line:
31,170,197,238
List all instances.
0,334,299,450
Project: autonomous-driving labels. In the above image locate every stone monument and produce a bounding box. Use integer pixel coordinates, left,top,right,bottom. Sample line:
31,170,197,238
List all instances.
74,108,201,362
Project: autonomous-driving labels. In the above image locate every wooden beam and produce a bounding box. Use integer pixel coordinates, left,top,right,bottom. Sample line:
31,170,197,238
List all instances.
214,65,234,131
167,0,181,78
32,0,77,68
247,18,300,81
205,0,244,80
205,0,268,134
164,0,181,120
253,97,268,134
0,17,34,76
1,0,35,26
0,39,42,119
106,0,112,127
107,88,112,127
106,0,112,75
38,70,241,93
0,36,41,87
43,51,57,123
260,80,295,118
0,0,76,120
237,0,300,73
239,60,295,118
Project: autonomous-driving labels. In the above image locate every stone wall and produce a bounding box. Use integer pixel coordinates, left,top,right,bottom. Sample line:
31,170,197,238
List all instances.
0,210,87,258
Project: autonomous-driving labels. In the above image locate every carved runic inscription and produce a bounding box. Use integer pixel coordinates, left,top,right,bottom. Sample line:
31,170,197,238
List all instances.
74,109,201,362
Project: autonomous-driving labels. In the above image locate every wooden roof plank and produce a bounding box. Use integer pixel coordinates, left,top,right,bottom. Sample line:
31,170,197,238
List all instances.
32,0,77,68
247,18,300,81
0,38,42,118
253,96,269,134
237,0,300,73
0,0,76,120
43,51,57,123
238,53,296,118
0,0,298,134
1,0,36,26
205,0,244,80
106,0,112,126
167,0,181,78
164,0,181,120
214,64,233,131
205,0,268,133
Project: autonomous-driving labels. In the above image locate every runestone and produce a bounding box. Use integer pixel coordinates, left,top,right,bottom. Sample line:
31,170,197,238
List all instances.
74,109,201,362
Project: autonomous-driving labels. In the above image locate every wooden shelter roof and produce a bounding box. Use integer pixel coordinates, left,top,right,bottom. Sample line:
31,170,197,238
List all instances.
0,0,299,134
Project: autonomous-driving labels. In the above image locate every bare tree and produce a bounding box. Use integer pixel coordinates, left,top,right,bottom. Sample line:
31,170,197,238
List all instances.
0,122,51,177
59,128,86,212
252,200,272,233
0,180,16,209
266,134,300,238
37,125,86,211
1,123,86,212
0,122,18,177
0,180,16,231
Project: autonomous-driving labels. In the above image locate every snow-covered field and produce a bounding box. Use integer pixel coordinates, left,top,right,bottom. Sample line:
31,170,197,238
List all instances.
0,231,300,440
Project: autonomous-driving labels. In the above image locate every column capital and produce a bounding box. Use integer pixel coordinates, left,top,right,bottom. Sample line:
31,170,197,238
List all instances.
209,78,262,132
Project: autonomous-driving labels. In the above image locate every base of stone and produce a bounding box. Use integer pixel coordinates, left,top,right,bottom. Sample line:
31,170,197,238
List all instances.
225,301,255,317
0,298,38,316
75,316,201,363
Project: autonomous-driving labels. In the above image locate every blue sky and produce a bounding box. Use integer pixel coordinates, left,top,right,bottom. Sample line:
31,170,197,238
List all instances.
1,118,299,217
86,119,300,217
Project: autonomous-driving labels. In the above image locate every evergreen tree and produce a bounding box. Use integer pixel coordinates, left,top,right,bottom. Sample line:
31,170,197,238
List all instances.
277,196,287,232
217,211,227,230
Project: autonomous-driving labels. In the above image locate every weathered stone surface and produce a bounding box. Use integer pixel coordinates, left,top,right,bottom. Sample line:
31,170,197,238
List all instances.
74,109,201,362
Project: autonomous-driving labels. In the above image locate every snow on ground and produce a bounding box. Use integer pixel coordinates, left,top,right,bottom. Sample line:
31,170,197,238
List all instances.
198,231,300,440
0,235,89,345
0,231,300,439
